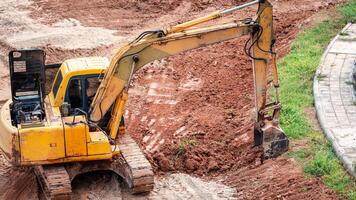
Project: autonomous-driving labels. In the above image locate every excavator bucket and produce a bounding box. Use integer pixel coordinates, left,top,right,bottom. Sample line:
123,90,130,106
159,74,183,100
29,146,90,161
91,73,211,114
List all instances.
254,123,289,159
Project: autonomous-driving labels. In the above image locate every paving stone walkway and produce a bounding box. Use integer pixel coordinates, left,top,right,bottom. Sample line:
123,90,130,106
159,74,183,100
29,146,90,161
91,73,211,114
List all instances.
314,23,356,176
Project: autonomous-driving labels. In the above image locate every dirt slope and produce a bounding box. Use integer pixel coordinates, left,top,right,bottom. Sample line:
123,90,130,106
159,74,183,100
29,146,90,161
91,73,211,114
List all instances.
0,0,347,199
225,157,337,200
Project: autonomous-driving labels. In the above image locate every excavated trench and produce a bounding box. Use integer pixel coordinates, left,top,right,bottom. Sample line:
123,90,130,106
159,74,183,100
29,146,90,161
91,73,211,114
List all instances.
0,0,348,199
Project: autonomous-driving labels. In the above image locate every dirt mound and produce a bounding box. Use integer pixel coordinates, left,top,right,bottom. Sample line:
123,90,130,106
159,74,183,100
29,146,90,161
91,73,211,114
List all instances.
2,0,120,50
126,38,259,175
224,157,338,199
0,41,12,102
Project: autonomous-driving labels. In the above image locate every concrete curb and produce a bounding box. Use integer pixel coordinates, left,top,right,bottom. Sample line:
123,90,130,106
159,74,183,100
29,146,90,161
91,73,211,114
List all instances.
313,23,356,177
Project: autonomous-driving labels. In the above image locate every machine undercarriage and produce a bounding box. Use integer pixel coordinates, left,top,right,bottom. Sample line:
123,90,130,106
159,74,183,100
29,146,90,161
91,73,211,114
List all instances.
35,134,154,199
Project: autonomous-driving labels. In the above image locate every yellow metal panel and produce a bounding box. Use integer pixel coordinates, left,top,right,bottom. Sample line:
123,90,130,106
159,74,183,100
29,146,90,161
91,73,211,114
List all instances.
252,3,273,112
90,76,126,122
108,92,128,139
20,153,113,166
64,57,109,72
19,125,65,162
89,131,109,143
0,100,19,162
87,143,111,156
63,116,88,157
87,131,111,156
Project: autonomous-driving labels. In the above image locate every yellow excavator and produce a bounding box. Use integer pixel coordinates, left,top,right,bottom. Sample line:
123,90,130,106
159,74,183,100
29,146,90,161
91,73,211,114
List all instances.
0,0,288,199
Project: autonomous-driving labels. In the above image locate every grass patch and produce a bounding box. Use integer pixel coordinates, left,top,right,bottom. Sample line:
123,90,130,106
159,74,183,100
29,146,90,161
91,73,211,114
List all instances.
174,138,197,157
279,0,356,199
289,135,356,199
279,20,344,138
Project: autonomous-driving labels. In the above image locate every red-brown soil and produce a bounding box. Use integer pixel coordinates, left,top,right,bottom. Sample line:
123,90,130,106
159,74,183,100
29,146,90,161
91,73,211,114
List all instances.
127,38,258,175
30,0,250,32
225,157,337,200
0,0,347,199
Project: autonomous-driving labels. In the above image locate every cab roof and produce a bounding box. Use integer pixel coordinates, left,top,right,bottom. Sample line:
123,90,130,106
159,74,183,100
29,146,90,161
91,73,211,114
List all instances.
62,57,109,73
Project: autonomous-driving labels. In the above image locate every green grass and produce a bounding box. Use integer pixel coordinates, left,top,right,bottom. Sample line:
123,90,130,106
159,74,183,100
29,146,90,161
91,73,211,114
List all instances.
288,133,356,199
279,0,356,199
174,138,197,157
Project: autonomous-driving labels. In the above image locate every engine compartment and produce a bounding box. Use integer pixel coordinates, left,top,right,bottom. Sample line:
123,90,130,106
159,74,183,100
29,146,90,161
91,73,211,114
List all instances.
8,49,46,126
11,97,44,126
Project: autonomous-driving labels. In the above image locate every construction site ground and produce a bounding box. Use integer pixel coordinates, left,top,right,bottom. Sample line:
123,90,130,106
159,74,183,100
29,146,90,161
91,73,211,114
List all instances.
0,0,348,199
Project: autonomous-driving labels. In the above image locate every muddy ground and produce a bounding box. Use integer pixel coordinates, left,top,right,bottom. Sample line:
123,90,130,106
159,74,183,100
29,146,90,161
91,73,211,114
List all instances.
0,0,348,199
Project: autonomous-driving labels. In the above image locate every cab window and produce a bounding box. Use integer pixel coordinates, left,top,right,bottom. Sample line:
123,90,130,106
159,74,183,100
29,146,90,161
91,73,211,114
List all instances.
64,75,100,114
67,79,83,109
86,77,100,105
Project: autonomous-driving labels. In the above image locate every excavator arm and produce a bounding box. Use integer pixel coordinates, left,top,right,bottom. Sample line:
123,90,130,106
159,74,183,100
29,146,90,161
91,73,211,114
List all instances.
90,0,289,158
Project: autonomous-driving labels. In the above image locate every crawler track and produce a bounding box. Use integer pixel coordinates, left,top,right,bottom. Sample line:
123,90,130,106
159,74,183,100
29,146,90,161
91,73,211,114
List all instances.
34,165,72,200
117,133,154,193
34,134,153,199
66,134,154,194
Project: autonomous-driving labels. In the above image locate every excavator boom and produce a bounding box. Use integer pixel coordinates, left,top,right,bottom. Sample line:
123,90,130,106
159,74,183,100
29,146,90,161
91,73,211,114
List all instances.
90,22,252,127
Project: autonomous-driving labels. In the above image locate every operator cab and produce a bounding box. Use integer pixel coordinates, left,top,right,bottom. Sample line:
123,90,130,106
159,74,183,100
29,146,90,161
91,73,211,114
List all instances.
8,50,109,127
49,57,109,117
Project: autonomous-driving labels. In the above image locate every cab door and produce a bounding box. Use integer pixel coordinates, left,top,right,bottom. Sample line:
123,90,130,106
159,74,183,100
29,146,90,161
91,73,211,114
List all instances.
62,75,100,157
63,78,88,157
63,115,88,157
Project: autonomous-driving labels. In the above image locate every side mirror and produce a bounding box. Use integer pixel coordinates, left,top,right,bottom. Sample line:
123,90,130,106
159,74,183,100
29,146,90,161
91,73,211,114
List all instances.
60,102,71,117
